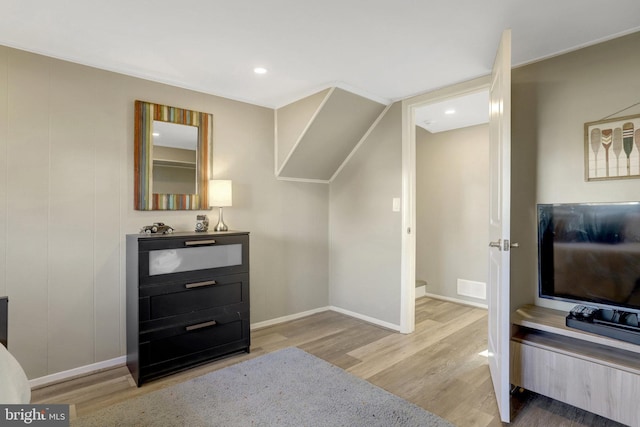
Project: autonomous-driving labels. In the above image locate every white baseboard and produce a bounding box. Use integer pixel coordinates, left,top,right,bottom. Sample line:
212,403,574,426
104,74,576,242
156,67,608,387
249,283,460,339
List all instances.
328,306,401,332
250,306,331,330
30,356,126,389
422,292,488,309
29,306,402,388
252,305,401,332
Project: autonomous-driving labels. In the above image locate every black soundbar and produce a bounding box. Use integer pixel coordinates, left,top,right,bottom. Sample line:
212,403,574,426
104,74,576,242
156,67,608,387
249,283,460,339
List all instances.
566,313,640,346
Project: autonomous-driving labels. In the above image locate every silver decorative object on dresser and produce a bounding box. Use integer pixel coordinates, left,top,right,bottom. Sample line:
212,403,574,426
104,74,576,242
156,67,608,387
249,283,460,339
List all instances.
126,231,250,386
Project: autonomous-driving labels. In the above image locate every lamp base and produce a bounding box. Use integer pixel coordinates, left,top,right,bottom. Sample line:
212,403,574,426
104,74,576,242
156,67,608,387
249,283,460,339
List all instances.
214,207,228,232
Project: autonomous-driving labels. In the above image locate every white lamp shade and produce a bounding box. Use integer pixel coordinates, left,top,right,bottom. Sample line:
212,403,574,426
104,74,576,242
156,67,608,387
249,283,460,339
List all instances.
209,180,232,207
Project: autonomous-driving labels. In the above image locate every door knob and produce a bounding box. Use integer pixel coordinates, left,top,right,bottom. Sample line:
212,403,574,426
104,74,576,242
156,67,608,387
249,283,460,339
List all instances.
489,239,502,249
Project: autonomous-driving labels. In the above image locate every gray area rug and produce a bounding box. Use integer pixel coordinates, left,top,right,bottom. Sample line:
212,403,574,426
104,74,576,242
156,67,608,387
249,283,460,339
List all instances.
72,347,454,427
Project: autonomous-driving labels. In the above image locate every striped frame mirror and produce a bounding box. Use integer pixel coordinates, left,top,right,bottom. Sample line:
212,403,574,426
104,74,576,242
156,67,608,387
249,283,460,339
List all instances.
134,100,212,210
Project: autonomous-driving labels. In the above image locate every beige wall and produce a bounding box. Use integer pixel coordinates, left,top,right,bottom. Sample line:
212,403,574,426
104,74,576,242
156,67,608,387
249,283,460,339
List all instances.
0,45,329,379
275,89,329,172
416,124,489,303
329,103,402,326
511,31,640,313
4,29,638,380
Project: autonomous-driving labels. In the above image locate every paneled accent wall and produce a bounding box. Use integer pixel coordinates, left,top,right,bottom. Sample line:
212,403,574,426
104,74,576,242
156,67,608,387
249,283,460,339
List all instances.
3,50,117,377
0,45,329,379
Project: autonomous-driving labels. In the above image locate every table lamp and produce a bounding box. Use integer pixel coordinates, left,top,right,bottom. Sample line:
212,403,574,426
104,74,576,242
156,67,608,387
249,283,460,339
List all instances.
209,180,232,232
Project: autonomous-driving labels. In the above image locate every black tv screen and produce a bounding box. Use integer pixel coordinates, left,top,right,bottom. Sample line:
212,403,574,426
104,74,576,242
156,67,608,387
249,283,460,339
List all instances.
538,202,640,313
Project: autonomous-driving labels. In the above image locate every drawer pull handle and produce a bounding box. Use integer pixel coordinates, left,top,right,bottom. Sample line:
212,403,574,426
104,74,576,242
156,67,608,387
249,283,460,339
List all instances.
185,239,216,246
185,320,217,331
185,280,217,289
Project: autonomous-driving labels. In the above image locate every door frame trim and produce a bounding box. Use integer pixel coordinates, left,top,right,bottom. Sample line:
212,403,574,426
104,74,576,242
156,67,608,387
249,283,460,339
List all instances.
400,76,491,333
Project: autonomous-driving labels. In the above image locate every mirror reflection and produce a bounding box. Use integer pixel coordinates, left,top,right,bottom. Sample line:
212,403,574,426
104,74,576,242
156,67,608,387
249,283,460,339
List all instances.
152,121,198,194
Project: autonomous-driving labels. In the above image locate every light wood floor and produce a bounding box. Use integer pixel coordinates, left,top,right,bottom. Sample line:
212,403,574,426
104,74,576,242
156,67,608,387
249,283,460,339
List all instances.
32,297,625,426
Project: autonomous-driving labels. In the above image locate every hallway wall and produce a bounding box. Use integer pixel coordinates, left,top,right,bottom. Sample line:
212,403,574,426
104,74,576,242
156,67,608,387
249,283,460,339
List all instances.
416,124,489,304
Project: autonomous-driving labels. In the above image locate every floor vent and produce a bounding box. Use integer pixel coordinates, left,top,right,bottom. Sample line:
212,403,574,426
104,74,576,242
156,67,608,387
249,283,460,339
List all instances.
457,279,486,300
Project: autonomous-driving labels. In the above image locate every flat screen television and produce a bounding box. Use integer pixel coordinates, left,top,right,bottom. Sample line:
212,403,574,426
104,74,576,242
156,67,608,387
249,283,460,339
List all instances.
538,202,640,313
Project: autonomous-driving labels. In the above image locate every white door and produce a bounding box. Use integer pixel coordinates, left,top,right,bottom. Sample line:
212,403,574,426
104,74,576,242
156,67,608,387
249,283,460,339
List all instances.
488,29,512,423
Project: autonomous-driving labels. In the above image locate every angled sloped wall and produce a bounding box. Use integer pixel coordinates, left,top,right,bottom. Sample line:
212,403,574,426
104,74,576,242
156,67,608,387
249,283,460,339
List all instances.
275,88,330,172
276,88,386,182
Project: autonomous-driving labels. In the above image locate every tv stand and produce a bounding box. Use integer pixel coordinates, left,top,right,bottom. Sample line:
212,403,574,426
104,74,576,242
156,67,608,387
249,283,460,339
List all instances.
511,305,640,426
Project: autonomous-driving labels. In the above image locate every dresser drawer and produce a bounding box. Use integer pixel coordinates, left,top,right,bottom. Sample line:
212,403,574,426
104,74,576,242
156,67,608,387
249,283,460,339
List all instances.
140,316,247,366
140,298,248,332
138,234,248,285
138,273,248,321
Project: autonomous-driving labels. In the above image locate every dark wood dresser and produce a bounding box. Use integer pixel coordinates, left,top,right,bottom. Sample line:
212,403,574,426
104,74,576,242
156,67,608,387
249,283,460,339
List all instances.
126,231,250,386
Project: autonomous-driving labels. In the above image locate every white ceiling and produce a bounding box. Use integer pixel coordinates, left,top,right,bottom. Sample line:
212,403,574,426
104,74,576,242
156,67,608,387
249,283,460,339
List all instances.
415,90,489,133
1,1,639,108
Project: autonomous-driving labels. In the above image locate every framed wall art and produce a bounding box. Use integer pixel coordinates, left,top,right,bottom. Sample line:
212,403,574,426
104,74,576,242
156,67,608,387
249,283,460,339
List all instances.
585,113,640,181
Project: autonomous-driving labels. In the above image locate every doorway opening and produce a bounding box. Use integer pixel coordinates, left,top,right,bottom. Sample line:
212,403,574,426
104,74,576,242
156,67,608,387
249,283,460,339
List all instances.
400,76,490,333
413,90,491,308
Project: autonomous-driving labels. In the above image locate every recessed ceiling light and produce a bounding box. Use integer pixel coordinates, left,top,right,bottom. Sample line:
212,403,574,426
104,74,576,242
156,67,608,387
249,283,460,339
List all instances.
152,132,160,137
444,109,456,115
254,67,268,75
